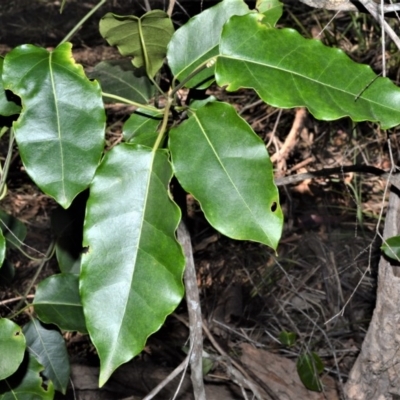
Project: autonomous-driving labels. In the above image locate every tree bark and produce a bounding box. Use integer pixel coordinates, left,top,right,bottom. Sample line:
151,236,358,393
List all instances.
345,177,400,399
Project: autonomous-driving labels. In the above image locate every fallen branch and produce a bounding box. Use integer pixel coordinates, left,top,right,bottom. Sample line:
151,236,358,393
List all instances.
177,221,206,400
298,0,400,50
275,164,399,188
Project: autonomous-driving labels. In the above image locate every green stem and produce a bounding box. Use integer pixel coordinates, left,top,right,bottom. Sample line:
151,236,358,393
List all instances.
59,0,107,45
170,57,215,97
101,92,160,112
60,0,67,13
153,96,173,151
10,240,56,317
152,58,214,150
149,75,166,97
0,129,15,200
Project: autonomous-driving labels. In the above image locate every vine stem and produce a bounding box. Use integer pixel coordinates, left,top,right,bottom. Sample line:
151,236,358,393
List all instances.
171,58,215,98
0,128,14,200
10,240,56,318
59,0,107,45
153,95,173,151
101,92,160,112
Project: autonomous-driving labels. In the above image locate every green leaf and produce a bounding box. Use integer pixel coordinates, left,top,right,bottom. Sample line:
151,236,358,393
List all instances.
0,210,27,250
297,352,324,392
90,60,154,104
256,0,283,25
24,319,70,394
169,101,282,249
0,58,21,117
167,0,250,89
0,352,55,399
99,10,174,78
123,108,162,145
51,191,88,274
2,43,106,208
81,144,185,386
0,57,21,117
278,330,296,346
33,274,87,333
0,319,26,380
188,95,217,111
216,14,400,130
382,235,400,261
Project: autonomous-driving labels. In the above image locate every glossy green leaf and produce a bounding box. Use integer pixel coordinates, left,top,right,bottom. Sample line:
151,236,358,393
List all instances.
167,0,250,89
24,319,70,394
123,108,162,145
0,58,21,117
279,330,296,346
90,60,154,104
33,274,87,333
382,235,400,261
0,319,25,380
297,352,324,392
216,14,400,130
0,210,27,250
99,10,174,78
188,96,217,111
169,102,282,249
256,0,283,25
81,144,185,386
0,352,54,399
51,191,88,274
3,43,106,208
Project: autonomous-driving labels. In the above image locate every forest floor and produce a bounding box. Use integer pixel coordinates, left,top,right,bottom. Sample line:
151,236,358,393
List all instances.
1,0,399,399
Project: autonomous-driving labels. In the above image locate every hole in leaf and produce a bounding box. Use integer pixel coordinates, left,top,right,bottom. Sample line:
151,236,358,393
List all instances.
39,371,49,390
14,330,21,336
271,202,277,212
82,246,90,254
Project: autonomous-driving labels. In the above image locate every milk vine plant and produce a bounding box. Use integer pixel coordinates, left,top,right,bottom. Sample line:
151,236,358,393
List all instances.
0,0,399,396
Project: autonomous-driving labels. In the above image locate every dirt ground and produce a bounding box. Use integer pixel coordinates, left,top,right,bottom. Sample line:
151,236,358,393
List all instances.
1,1,399,399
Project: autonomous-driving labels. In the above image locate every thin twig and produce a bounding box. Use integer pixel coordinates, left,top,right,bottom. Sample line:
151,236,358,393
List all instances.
59,0,107,45
202,322,279,400
167,0,176,17
10,240,56,317
177,221,206,400
142,356,190,400
270,108,307,164
0,294,35,307
359,0,400,51
275,164,399,188
143,0,151,12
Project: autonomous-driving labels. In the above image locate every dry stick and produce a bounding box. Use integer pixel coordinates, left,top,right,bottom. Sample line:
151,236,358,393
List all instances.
167,0,176,17
142,356,190,400
298,0,400,50
0,294,35,307
270,107,307,164
177,222,206,400
144,221,205,400
11,240,56,317
274,164,399,188
143,0,151,12
201,322,280,400
298,0,400,13
359,0,400,51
